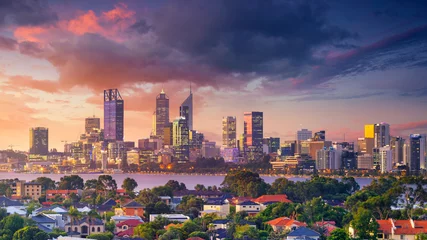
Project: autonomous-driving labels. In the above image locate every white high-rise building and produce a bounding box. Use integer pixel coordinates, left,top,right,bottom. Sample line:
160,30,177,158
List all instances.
297,129,312,141
316,147,341,170
374,123,390,148
379,145,392,173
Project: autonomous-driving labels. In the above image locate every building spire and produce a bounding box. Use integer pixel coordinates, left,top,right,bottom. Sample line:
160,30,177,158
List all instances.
161,88,165,94
190,82,192,94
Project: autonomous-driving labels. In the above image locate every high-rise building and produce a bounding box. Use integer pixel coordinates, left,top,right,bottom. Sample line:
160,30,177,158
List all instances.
163,123,173,146
297,129,312,141
190,130,204,149
310,141,332,160
357,154,373,169
29,127,49,155
316,147,341,170
409,134,426,172
152,111,156,136
173,117,190,163
374,123,390,148
379,145,392,173
179,89,193,130
263,137,280,154
357,137,374,155
313,130,326,141
279,141,296,157
243,112,263,160
156,89,169,137
390,136,405,164
202,141,219,158
104,89,124,141
85,116,100,134
222,116,237,148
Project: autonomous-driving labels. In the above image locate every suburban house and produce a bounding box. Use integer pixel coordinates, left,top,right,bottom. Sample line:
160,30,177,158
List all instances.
32,213,58,232
4,206,26,216
121,201,144,217
115,219,143,237
314,221,337,236
351,219,427,240
235,201,260,215
96,198,117,215
111,215,143,225
33,206,68,216
116,189,129,197
46,190,82,201
212,219,230,230
160,196,172,206
65,216,105,238
286,227,321,240
149,214,190,222
266,217,307,232
202,198,230,217
0,196,23,207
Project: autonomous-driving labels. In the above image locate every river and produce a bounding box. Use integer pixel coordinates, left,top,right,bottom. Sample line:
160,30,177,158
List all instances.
0,173,374,191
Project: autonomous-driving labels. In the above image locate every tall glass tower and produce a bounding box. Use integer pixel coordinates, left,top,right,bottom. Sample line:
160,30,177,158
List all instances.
243,112,263,160
156,89,169,137
180,88,193,130
104,89,124,141
173,117,190,163
222,116,237,148
29,127,49,155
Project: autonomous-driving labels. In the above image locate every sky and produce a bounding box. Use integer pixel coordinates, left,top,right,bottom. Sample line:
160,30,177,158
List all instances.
1,0,427,151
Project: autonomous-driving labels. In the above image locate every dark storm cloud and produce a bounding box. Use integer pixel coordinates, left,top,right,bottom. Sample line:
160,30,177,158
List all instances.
0,35,17,50
0,0,57,27
129,19,151,34
135,0,356,76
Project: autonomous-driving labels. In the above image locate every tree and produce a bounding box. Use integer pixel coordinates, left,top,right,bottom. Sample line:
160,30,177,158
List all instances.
85,179,98,189
0,209,7,222
86,232,114,240
222,170,270,197
48,228,67,238
33,177,56,191
13,226,49,240
328,228,349,240
233,225,259,239
158,227,182,240
151,186,173,197
26,201,41,217
136,189,161,205
134,223,156,240
165,180,186,191
68,206,81,233
194,184,207,191
122,177,138,194
87,209,100,236
188,231,209,240
97,175,117,196
1,214,25,235
350,208,379,240
58,175,84,190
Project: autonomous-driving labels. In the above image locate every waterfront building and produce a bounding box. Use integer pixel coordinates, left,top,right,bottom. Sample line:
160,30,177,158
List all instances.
310,141,332,161
357,154,373,169
29,127,49,156
297,129,312,141
379,145,393,173
243,111,263,161
201,141,219,158
263,137,280,154
104,89,124,141
173,117,190,163
316,147,341,170
222,116,237,148
156,89,169,137
279,141,296,157
390,136,405,164
163,122,173,146
221,147,239,163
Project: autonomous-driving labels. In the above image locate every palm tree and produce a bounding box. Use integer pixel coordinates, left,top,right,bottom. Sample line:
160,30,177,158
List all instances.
86,209,99,236
68,206,81,236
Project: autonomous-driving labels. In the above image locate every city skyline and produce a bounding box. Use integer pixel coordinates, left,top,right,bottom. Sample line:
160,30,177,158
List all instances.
1,0,427,151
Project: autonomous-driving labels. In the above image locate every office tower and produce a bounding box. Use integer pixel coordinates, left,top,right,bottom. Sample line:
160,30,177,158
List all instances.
156,89,169,137
263,137,280,154
316,147,341,170
358,136,374,155
390,136,405,164
403,143,410,165
379,145,392,173
409,134,426,172
310,141,332,160
190,130,204,149
104,89,124,141
280,141,296,157
313,130,326,141
179,88,193,130
222,116,237,148
163,123,173,146
375,123,390,148
243,112,263,160
221,148,239,163
85,116,100,134
202,141,219,158
297,129,312,141
29,127,49,155
373,148,380,167
173,117,190,163
357,154,373,169
151,111,156,136
238,134,245,154
101,150,108,170
342,149,357,169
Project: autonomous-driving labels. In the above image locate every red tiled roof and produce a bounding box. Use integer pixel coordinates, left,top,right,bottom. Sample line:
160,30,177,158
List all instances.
377,219,427,235
46,190,78,194
117,227,134,237
315,221,336,227
187,237,204,240
267,217,307,227
116,219,143,228
117,189,126,193
255,194,292,204
377,220,393,235
42,201,54,206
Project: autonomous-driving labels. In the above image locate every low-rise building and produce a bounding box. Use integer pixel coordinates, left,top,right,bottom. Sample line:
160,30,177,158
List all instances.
202,198,230,217
350,219,427,240
266,217,307,232
46,190,81,201
235,201,260,215
149,214,190,223
115,219,143,236
65,217,105,238
287,227,321,240
122,201,144,217
15,182,42,200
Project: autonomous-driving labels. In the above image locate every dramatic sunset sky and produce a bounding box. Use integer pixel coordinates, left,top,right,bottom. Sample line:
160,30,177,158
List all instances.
1,0,427,151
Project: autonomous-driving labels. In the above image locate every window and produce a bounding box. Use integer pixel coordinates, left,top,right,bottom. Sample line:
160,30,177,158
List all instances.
97,227,101,232
68,227,71,232
74,227,77,232
92,227,95,232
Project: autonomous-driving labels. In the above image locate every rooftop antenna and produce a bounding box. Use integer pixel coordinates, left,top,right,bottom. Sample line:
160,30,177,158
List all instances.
190,82,192,94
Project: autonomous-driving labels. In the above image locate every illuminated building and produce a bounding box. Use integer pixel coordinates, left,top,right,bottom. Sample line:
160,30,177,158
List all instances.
179,88,193,130
379,145,392,173
222,116,237,148
297,129,312,141
156,89,169,137
163,123,173,146
29,127,49,155
279,141,296,157
152,111,156,136
374,123,390,148
316,147,341,170
173,117,190,163
357,154,373,169
390,136,405,164
127,149,140,165
190,130,204,149
243,111,263,161
409,134,426,172
263,137,280,154
85,116,100,134
357,137,374,155
309,141,332,160
313,130,326,141
104,89,124,141
202,141,219,158
221,148,239,163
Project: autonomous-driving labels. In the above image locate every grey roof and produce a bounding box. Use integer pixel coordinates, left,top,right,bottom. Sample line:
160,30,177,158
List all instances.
102,198,117,206
213,219,230,224
238,200,258,206
287,227,321,237
206,198,227,205
65,216,103,226
96,205,112,212
0,196,23,207
32,214,56,224
123,201,143,208
37,223,53,233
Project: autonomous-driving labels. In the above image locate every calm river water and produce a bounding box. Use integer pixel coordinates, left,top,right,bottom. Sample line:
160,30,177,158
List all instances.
0,173,374,191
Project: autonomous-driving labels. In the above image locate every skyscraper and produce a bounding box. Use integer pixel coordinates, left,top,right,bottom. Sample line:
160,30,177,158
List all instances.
390,136,405,164
374,123,390,148
29,127,49,155
297,129,312,141
316,147,341,170
379,145,392,173
179,89,193,130
85,116,100,133
104,89,124,141
313,130,326,141
263,137,280,154
409,134,426,172
243,111,263,160
156,89,169,137
222,116,237,148
173,117,190,163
